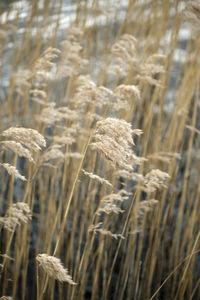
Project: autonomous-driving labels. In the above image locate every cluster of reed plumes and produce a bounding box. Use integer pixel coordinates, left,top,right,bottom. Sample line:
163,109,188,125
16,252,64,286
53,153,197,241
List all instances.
0,0,200,299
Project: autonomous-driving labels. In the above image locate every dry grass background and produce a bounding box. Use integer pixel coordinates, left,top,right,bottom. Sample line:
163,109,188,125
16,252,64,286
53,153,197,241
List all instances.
0,0,200,299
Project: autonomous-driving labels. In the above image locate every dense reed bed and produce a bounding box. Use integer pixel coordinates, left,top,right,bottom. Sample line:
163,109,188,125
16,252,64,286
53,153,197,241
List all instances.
0,0,200,299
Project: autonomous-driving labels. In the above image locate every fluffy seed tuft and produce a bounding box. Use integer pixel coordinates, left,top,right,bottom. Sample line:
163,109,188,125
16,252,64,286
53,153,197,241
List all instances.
1,163,27,181
2,127,46,152
82,169,112,187
0,202,31,232
1,141,34,162
138,169,170,193
36,254,77,284
92,118,142,170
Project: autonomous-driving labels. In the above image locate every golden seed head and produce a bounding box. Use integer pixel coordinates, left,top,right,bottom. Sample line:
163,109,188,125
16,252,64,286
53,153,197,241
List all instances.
82,169,112,187
1,163,27,181
36,254,77,284
139,169,170,193
1,141,34,162
2,127,46,152
0,202,31,232
92,118,142,170
114,84,140,101
41,145,64,162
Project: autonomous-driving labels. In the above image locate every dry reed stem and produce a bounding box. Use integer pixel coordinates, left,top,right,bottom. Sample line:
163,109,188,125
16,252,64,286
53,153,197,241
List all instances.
186,124,200,135
175,231,200,299
103,193,137,300
149,250,200,300
38,130,95,297
53,129,94,256
0,254,14,261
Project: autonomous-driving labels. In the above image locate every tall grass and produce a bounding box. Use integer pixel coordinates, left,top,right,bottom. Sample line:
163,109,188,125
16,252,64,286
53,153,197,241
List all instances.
0,0,200,299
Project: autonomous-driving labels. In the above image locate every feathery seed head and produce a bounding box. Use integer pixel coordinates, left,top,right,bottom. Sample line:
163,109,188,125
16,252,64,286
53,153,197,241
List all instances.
1,141,34,162
82,169,112,187
8,203,32,223
96,118,134,146
111,34,137,62
96,202,124,215
138,199,159,212
30,89,47,105
37,104,78,125
136,75,164,87
54,136,75,146
0,202,31,232
114,169,144,182
139,169,170,193
96,191,129,216
36,254,77,284
41,145,64,162
2,127,46,152
115,84,140,101
34,47,61,71
1,163,27,181
72,75,113,108
0,217,20,232
88,223,124,239
92,118,142,170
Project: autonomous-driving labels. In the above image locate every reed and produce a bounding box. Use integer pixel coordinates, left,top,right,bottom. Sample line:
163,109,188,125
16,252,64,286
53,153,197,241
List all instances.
0,0,200,299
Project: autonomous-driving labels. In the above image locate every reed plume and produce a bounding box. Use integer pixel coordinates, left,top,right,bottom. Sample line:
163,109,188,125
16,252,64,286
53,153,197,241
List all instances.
92,118,143,170
0,202,31,232
2,127,46,152
139,169,170,193
36,254,77,285
1,141,34,162
1,163,27,181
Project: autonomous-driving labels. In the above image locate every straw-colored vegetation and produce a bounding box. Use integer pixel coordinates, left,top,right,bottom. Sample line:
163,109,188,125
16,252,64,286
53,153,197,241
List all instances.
0,0,200,299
